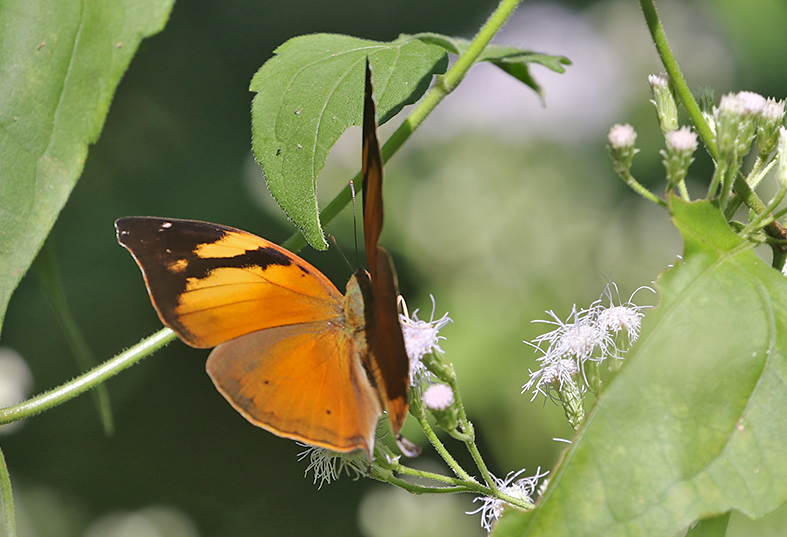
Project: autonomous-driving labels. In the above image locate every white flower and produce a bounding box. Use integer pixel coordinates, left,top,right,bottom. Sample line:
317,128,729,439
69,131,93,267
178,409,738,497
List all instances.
521,348,580,402
718,92,745,118
531,305,612,361
422,383,454,411
666,127,698,153
596,282,654,347
467,468,548,533
297,444,369,489
647,73,668,90
608,123,637,149
737,91,766,116
399,296,452,385
761,98,785,124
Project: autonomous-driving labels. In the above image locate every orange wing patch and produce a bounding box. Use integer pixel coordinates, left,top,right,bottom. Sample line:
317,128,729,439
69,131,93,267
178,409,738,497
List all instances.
116,217,342,348
206,318,382,455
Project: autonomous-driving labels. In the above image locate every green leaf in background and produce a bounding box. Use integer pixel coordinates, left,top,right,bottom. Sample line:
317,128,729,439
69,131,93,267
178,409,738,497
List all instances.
249,34,447,250
0,0,175,333
406,32,571,100
496,198,787,537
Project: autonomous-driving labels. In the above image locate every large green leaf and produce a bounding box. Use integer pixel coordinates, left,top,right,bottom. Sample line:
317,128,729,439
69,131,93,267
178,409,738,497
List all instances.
249,34,447,250
0,0,174,332
496,198,787,536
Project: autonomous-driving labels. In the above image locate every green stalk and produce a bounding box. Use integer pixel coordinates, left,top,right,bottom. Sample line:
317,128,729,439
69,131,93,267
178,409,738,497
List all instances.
618,169,668,208
0,328,177,424
284,0,522,252
413,399,476,483
0,446,15,537
639,0,717,160
445,374,499,493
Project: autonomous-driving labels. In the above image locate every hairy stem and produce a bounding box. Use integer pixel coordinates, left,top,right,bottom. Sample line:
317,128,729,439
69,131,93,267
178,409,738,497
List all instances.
0,329,177,424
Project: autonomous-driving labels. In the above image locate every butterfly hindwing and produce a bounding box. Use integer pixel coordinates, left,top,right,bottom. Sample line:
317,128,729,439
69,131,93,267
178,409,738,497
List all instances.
116,217,344,348
206,319,382,455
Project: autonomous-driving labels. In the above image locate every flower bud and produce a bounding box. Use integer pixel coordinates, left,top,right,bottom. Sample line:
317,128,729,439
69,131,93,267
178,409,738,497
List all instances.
756,98,785,157
423,383,459,433
777,127,787,191
608,124,639,174
662,127,698,191
648,74,678,134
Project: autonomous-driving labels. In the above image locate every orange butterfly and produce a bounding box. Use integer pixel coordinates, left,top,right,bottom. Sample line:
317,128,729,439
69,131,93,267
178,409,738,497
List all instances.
116,59,410,459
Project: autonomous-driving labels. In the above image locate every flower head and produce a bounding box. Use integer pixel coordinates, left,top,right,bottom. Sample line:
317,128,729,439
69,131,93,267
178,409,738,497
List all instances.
422,383,454,411
608,123,637,149
531,305,612,362
757,99,786,156
467,468,547,533
597,282,654,347
524,281,654,406
297,444,369,489
666,127,698,153
399,296,452,385
521,351,580,402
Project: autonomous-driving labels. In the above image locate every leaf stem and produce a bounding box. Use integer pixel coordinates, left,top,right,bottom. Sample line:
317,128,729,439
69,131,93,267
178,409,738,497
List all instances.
0,446,15,537
0,328,177,424
283,0,522,252
618,169,668,208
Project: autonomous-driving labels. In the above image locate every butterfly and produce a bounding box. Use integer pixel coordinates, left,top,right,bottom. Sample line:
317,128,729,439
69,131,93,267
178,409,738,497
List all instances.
116,59,410,459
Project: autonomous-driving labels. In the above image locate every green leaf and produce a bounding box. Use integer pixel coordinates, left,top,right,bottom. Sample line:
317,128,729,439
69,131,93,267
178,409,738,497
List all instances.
0,0,174,331
406,32,571,99
249,34,447,250
496,198,787,537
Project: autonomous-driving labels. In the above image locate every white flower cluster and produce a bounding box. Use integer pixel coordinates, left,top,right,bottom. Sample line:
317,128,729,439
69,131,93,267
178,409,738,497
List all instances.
467,468,548,533
398,295,452,385
522,282,654,401
297,444,369,489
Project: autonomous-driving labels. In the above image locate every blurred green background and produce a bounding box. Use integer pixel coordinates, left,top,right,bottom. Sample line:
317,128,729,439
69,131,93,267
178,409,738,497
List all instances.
2,0,787,535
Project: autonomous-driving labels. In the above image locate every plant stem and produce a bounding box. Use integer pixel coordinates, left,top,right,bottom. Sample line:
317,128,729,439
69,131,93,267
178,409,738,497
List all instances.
0,328,177,424
619,170,668,208
725,156,778,219
413,396,476,482
0,446,15,537
446,374,498,492
395,464,471,488
379,474,469,495
639,0,717,161
283,0,522,252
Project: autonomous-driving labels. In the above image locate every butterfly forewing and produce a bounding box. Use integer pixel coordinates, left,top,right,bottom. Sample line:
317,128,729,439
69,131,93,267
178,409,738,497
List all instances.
359,58,411,438
116,217,343,348
361,58,384,279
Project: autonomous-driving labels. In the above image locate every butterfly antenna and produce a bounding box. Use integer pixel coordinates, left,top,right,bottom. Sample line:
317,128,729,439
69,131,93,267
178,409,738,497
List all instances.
350,179,360,268
329,234,355,273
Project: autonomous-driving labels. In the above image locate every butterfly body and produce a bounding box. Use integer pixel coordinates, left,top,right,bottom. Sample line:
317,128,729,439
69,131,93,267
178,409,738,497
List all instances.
116,59,410,458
